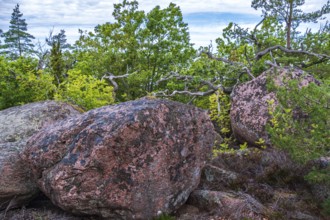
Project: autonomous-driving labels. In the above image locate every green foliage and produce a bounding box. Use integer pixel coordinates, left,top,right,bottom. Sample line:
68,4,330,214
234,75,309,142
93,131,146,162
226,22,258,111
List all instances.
209,90,238,156
251,0,330,49
255,138,267,149
0,56,55,110
322,198,330,216
74,0,195,101
267,78,329,163
305,168,330,185
209,90,231,136
301,23,330,79
55,69,115,110
50,40,64,86
45,29,72,86
1,4,35,59
46,29,71,50
154,214,175,220
267,75,330,215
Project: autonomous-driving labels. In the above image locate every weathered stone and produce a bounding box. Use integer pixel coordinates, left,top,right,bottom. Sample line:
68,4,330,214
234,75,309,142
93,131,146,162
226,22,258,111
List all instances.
0,101,81,210
230,67,319,145
187,190,267,220
21,98,215,219
199,164,238,190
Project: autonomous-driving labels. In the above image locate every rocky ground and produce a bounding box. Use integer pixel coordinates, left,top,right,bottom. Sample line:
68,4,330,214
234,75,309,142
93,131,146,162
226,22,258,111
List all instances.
1,148,327,219
1,67,328,219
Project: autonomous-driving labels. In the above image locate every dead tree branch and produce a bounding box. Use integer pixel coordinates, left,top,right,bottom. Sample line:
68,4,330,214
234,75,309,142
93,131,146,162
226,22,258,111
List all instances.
102,72,130,91
154,71,233,97
255,45,330,61
202,51,255,79
153,89,216,97
203,51,239,66
265,60,279,68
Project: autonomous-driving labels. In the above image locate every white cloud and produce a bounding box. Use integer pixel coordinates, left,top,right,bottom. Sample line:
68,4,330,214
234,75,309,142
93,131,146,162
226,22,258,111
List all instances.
0,0,329,47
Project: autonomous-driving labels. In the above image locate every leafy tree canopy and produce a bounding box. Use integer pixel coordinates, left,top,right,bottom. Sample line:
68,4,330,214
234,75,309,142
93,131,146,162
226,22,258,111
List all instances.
74,0,195,101
0,56,55,110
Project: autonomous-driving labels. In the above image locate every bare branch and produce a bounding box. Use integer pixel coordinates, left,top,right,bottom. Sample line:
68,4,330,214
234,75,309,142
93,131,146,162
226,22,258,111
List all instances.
102,72,130,91
155,71,233,97
255,45,330,60
265,60,279,68
244,45,253,68
203,51,237,66
153,89,216,97
202,51,255,80
301,57,328,68
242,67,255,79
269,50,277,66
253,17,266,32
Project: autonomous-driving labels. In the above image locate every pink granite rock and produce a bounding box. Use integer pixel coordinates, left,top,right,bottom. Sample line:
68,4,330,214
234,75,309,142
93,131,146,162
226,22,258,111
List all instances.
230,67,319,145
22,98,215,219
0,101,81,210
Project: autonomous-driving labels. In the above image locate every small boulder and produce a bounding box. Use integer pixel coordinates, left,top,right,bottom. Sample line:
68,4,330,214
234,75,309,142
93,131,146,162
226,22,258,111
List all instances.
0,101,81,210
22,98,215,219
230,67,319,145
187,190,267,219
199,164,238,190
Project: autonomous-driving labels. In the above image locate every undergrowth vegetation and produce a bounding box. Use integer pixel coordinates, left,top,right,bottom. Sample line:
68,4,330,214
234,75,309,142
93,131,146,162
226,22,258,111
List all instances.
266,70,330,214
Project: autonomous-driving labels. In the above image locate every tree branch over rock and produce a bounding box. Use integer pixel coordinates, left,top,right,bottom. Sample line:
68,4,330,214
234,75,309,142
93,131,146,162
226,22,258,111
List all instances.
153,71,232,97
203,51,255,79
255,45,330,61
102,72,130,91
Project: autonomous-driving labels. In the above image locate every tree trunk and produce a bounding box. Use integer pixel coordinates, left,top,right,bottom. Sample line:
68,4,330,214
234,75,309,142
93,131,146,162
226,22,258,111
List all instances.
286,0,294,49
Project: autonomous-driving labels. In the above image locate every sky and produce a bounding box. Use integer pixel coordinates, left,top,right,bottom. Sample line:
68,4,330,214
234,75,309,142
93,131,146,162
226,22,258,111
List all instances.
0,0,329,48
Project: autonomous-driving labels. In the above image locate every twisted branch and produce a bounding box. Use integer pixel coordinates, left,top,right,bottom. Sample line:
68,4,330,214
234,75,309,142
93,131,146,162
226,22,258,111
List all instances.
154,71,232,97
102,72,130,91
255,45,330,61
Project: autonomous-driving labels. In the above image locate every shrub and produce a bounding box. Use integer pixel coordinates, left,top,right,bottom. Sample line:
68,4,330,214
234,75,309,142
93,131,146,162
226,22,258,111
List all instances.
55,69,115,110
267,74,330,215
0,56,55,110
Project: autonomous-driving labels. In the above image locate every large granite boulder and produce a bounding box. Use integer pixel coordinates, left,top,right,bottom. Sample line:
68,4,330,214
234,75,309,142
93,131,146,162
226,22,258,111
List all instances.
0,101,81,210
230,67,319,145
22,98,215,219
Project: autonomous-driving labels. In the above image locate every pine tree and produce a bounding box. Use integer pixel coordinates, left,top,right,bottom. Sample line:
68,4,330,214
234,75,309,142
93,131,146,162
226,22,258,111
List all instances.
46,30,71,86
46,29,71,50
1,4,35,59
251,0,330,49
50,40,64,86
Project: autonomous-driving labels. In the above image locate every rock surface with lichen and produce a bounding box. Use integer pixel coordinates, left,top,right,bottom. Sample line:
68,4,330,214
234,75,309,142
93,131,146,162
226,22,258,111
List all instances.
21,98,215,219
0,101,81,210
230,67,319,146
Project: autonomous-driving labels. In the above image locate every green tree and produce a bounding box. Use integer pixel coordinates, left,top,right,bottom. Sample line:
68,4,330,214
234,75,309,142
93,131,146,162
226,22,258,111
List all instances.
251,0,330,49
298,23,330,79
139,3,195,93
49,40,64,86
1,4,35,59
46,29,71,50
55,69,115,110
74,0,194,101
266,74,330,216
46,30,72,86
0,56,55,110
